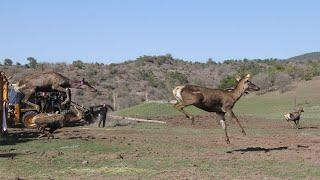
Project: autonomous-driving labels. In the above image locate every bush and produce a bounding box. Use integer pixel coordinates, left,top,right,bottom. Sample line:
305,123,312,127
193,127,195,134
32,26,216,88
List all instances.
302,72,313,81
27,57,38,69
274,72,292,87
166,71,188,85
252,73,272,90
73,60,85,69
237,62,262,76
4,59,13,66
218,75,236,89
137,69,162,88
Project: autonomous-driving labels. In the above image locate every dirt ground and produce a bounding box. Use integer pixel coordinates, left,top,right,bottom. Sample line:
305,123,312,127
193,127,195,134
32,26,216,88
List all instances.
1,115,320,179
165,115,320,162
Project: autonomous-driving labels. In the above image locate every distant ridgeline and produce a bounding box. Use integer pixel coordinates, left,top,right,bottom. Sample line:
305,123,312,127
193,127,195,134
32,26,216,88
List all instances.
1,52,320,110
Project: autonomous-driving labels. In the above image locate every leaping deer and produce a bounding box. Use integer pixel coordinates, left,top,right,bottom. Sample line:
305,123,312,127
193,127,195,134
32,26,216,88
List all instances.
284,107,304,129
172,74,260,144
12,72,97,111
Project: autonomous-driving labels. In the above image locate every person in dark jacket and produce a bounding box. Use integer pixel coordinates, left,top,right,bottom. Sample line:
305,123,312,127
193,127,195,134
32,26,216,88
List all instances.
92,103,114,127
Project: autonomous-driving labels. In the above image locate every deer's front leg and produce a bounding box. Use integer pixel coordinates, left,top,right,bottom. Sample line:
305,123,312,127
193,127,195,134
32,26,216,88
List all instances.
229,110,246,136
297,120,300,129
294,120,300,129
217,113,230,144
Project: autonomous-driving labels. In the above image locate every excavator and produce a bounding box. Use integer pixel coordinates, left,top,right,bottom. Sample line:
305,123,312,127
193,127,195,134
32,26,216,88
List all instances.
0,72,97,134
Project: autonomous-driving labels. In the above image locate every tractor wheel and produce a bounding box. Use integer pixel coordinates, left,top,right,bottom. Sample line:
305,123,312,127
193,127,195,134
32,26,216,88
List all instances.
22,111,39,128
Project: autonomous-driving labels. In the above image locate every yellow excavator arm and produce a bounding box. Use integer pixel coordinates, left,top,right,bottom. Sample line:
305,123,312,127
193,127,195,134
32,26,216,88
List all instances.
0,72,9,133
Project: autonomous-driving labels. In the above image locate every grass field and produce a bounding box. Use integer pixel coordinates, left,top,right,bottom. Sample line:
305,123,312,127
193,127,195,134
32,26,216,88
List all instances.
115,102,208,118
116,77,320,126
1,78,320,179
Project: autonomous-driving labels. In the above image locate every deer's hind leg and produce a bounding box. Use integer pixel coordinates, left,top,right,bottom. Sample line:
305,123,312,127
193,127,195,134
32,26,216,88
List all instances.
288,121,295,129
217,112,230,144
173,103,195,125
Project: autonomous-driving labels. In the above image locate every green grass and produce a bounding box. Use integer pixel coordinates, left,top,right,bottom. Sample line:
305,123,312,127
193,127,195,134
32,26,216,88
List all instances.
116,79,320,125
115,102,207,118
1,122,320,179
234,80,320,124
2,79,320,179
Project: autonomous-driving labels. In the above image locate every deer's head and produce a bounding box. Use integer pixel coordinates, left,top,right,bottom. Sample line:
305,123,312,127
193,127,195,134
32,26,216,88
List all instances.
296,107,304,113
236,74,260,92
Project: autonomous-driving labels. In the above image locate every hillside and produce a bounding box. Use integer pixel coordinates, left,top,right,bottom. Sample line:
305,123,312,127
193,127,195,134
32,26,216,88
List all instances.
287,52,320,62
1,52,320,110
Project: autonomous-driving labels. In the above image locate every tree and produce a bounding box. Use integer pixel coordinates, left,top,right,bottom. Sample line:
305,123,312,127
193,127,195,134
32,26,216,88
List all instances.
207,58,216,65
27,57,38,69
4,58,13,66
72,60,85,69
218,75,237,89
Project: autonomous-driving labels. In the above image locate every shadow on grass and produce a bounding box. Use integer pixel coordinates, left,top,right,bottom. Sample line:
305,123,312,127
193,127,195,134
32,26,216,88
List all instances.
226,146,288,153
0,129,40,145
0,153,19,158
298,126,318,129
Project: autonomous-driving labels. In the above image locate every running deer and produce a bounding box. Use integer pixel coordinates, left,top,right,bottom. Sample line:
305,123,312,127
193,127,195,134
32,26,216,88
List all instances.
172,74,260,144
12,72,97,110
284,107,304,129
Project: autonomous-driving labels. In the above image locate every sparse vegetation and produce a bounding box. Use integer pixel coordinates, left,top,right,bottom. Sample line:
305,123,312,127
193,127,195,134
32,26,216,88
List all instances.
2,52,320,109
72,60,85,69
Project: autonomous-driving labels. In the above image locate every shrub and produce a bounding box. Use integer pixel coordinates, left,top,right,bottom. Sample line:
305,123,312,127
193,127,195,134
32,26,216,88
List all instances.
274,72,292,87
4,59,13,66
137,69,162,87
72,60,85,69
166,71,188,85
252,73,272,90
27,57,38,69
218,75,236,89
237,63,262,76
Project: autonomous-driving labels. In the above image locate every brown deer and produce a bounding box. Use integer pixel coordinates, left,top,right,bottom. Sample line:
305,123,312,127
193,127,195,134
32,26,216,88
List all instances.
12,72,97,110
172,74,260,144
284,107,304,129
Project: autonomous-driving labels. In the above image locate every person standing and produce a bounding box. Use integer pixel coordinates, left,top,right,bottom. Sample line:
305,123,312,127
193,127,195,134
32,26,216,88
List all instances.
92,103,114,128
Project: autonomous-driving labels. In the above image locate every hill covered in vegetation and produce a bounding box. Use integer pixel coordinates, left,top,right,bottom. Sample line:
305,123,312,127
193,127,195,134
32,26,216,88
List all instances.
287,52,320,62
1,52,320,110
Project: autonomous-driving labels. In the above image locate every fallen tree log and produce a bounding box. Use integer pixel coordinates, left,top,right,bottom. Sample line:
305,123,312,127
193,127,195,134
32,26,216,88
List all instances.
108,115,166,124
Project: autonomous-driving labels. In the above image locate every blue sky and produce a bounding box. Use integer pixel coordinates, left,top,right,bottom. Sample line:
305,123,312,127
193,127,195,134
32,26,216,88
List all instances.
0,0,319,64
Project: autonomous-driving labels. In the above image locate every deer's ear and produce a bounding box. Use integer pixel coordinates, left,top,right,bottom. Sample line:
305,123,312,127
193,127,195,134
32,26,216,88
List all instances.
235,75,241,82
245,74,251,79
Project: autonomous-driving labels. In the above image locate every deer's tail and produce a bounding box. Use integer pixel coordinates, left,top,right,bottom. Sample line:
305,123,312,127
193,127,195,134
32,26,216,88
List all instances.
173,86,185,104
